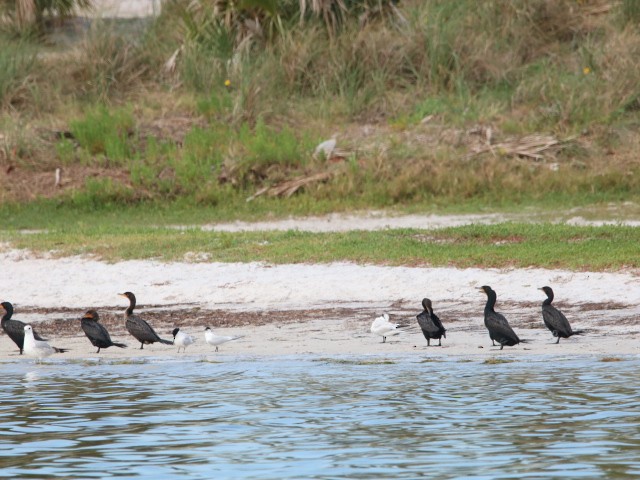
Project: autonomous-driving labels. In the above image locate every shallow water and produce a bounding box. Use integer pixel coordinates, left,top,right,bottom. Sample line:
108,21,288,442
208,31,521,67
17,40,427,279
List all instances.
1,356,639,479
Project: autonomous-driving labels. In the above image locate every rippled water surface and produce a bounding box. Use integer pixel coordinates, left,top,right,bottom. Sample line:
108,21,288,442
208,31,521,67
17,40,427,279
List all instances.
1,356,639,479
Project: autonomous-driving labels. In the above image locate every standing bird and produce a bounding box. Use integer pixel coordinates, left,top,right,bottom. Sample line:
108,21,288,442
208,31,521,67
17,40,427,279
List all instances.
416,298,447,346
172,328,195,353
479,286,523,350
370,313,404,343
539,286,584,343
118,292,173,349
1,301,47,355
79,310,127,353
23,325,67,362
204,327,244,352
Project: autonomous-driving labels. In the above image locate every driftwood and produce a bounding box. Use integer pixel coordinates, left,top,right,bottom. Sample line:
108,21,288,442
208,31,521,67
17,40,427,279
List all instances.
246,170,335,202
466,134,573,161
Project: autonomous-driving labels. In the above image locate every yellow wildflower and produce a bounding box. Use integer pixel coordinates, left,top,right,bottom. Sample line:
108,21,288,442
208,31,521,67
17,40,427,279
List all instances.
583,67,591,75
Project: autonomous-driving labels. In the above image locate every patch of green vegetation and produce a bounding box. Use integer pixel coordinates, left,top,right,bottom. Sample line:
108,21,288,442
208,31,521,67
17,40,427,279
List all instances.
69,178,138,209
419,358,442,363
69,106,136,164
2,193,640,234
621,0,640,25
1,223,638,271
3,1,640,221
66,358,102,366
483,358,514,365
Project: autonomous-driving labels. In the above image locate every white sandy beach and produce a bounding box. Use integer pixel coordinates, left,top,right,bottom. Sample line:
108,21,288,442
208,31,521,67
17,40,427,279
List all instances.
1,212,639,360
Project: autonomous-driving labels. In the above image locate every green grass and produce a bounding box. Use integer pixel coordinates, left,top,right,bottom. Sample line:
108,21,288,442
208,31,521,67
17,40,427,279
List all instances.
2,187,640,232
69,105,136,163
1,223,638,271
3,1,640,221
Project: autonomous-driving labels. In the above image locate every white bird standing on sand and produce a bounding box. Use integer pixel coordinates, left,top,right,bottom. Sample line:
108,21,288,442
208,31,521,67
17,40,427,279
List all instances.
371,313,404,343
23,325,68,361
172,328,195,353
204,327,244,352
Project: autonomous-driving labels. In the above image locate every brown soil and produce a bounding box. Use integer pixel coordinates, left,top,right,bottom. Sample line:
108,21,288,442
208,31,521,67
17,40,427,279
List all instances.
0,165,134,202
0,114,205,202
20,306,374,338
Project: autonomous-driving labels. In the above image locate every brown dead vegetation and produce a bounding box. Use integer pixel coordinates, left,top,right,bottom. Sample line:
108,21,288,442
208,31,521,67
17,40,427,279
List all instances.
13,298,639,340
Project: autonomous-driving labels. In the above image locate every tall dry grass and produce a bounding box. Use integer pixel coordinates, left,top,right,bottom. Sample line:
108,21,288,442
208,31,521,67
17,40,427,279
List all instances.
176,0,611,120
15,0,36,28
70,25,150,102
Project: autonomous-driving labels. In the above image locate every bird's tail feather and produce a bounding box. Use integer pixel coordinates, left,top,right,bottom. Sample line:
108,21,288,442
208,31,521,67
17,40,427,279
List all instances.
572,330,586,336
113,342,127,348
54,347,69,353
159,338,173,345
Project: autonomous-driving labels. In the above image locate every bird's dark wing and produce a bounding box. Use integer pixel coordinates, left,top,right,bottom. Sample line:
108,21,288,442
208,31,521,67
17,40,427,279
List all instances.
417,310,446,336
2,319,26,349
416,310,436,333
126,315,159,342
126,315,172,344
32,329,47,341
3,318,47,343
542,305,572,336
431,312,446,334
81,319,112,346
486,312,520,345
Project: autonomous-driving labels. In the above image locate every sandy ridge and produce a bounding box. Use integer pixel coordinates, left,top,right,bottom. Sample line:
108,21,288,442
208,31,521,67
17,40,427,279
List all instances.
1,212,639,360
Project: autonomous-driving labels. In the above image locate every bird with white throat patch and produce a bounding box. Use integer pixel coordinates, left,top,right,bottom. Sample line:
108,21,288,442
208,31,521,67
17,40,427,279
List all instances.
23,325,68,362
172,328,195,353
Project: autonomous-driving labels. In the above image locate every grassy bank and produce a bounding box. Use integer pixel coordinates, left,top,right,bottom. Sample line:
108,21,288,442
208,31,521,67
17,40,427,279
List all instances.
2,193,640,231
1,0,640,218
2,223,638,271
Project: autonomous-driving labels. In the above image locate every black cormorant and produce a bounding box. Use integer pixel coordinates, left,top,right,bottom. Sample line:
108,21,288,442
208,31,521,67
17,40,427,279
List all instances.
416,298,447,346
118,292,173,349
539,286,584,343
479,286,523,350
1,301,47,355
80,310,127,353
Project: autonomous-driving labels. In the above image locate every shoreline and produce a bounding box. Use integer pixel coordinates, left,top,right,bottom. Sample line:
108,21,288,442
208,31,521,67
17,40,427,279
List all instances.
2,246,639,362
1,308,638,361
